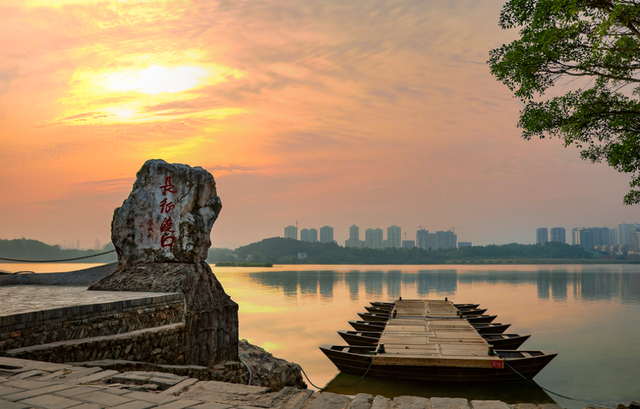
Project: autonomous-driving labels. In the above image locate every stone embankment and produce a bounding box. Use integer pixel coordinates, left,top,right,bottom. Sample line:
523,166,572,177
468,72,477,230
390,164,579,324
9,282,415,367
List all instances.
5,356,617,409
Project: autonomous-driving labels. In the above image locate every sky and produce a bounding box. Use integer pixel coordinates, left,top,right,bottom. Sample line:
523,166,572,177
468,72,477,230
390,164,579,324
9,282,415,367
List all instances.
0,0,638,250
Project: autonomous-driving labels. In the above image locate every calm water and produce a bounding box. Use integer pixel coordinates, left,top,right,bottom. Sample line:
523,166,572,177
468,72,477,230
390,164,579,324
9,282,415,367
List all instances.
2,263,639,407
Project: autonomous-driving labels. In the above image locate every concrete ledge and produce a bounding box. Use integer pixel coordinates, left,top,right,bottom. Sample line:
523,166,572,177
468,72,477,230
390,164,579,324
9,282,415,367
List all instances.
0,263,118,287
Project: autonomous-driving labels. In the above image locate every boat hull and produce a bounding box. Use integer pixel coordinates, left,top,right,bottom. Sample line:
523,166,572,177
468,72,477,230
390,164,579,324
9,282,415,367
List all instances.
482,334,530,350
338,330,382,346
466,315,497,324
472,323,510,334
349,320,386,331
320,345,556,382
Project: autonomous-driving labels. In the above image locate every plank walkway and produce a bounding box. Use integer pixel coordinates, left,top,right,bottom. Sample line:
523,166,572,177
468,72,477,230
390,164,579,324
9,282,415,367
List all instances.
372,300,495,367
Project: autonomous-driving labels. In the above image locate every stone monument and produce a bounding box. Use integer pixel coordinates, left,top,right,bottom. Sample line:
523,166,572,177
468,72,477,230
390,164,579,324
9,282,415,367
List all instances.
90,159,239,367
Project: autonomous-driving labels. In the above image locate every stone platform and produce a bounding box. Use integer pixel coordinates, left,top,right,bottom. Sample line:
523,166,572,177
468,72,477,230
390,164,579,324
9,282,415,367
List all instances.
0,357,563,409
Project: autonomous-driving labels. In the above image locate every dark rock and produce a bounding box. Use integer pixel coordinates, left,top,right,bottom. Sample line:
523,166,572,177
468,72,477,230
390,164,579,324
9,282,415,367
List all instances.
238,339,306,390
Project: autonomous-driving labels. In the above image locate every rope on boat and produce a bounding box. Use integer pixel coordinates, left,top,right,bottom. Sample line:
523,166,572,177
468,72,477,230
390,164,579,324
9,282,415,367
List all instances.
504,361,611,408
300,366,324,390
352,359,374,385
238,356,252,386
0,250,116,263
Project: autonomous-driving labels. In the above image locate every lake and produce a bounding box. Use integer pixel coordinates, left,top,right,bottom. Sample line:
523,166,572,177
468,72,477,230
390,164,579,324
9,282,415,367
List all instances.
2,263,639,407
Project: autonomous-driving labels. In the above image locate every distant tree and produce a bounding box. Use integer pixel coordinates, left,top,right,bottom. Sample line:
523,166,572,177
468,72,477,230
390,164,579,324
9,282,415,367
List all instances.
489,0,640,204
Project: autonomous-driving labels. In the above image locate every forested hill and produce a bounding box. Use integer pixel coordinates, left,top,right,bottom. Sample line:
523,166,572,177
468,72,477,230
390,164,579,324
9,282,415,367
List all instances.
229,237,596,264
0,238,117,264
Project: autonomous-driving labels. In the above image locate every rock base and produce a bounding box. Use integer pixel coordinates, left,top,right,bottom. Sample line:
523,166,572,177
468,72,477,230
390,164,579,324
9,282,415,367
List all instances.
89,262,239,368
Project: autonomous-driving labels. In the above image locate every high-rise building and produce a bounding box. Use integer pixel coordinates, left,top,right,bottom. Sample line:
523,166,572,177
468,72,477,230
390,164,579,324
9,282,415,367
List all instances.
550,227,565,243
387,225,401,249
300,228,318,242
402,240,415,249
365,228,383,249
436,230,456,249
345,225,363,248
618,223,640,247
458,242,472,248
536,228,548,245
320,226,334,243
629,228,640,252
609,228,618,245
284,225,297,240
416,229,429,249
572,228,579,245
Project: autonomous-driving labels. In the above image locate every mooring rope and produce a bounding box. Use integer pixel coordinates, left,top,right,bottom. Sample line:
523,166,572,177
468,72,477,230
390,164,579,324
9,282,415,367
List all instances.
300,366,324,390
238,356,252,386
504,361,611,408
0,250,116,263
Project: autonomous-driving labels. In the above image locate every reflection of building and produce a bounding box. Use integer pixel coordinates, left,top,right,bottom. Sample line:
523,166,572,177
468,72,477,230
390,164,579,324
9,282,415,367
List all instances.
345,225,364,248
320,226,334,243
550,227,565,243
387,225,401,248
365,228,383,249
536,228,548,245
300,228,318,242
284,225,297,240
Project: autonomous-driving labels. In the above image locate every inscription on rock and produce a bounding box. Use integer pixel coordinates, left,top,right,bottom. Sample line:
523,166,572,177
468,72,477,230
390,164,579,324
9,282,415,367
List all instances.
111,159,222,266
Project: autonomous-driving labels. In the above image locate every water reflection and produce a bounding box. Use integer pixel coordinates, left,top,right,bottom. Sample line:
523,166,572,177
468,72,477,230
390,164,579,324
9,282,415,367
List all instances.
247,268,640,303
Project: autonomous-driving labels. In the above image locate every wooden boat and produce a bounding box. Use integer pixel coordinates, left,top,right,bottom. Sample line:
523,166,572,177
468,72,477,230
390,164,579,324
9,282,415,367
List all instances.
370,301,394,309
365,306,393,314
482,334,530,350
454,303,480,310
325,299,555,382
459,308,488,316
320,344,557,382
349,320,386,331
472,323,511,334
357,312,390,322
338,330,382,346
465,314,497,324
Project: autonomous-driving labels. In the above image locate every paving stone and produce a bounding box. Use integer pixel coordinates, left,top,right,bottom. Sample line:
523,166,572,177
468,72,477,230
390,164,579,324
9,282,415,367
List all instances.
0,385,24,396
70,404,104,409
3,379,57,390
309,392,353,409
113,372,186,388
372,396,392,409
74,390,134,406
350,393,374,409
2,383,75,402
123,390,180,404
0,398,31,409
39,370,68,381
537,405,562,409
0,376,9,383
470,401,510,409
11,369,43,379
155,399,206,409
185,380,269,396
55,385,106,397
103,386,134,395
513,404,537,409
60,367,105,380
73,369,119,384
393,396,429,409
161,378,199,396
431,398,470,409
19,394,85,409
189,403,233,409
110,400,157,409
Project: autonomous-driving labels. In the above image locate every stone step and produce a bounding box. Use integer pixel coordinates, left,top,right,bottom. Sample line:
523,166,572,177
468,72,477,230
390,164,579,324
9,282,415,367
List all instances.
4,323,185,365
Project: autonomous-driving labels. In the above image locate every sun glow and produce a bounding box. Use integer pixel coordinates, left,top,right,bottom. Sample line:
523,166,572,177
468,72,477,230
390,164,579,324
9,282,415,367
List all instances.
105,65,208,95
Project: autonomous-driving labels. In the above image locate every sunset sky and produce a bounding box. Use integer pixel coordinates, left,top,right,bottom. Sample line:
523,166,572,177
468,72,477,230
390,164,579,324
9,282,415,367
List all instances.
1,0,637,250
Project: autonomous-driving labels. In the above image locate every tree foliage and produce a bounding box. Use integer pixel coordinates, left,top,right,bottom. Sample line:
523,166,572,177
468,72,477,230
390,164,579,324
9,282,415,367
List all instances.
488,0,640,204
